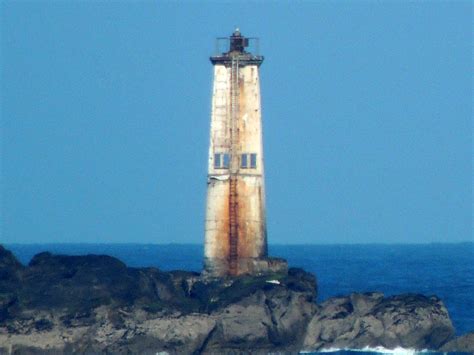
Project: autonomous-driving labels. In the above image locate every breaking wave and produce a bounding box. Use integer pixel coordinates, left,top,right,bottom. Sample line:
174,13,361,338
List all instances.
301,347,434,354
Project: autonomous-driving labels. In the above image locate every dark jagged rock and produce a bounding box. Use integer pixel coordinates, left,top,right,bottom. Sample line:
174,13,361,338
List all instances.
0,245,468,354
0,245,24,323
0,246,316,353
0,245,23,289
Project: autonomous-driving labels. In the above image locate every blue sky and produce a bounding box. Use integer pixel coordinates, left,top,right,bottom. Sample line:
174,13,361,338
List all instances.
1,1,472,244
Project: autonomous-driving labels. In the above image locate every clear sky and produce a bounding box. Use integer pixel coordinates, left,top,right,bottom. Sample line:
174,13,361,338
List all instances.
1,1,472,244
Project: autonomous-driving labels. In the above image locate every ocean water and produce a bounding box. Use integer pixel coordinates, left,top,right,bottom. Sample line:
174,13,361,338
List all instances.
5,243,474,351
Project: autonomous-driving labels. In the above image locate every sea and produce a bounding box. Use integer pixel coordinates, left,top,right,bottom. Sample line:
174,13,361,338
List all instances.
5,243,474,354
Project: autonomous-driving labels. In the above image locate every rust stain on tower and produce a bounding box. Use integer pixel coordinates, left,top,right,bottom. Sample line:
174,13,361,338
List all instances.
204,29,287,277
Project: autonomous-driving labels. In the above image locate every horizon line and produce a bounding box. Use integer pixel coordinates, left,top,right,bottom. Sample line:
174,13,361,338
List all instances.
3,241,473,246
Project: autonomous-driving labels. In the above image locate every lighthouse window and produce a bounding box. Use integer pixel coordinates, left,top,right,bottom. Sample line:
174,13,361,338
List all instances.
241,154,248,168
250,153,257,168
214,153,221,168
223,154,230,168
214,153,230,169
240,153,257,169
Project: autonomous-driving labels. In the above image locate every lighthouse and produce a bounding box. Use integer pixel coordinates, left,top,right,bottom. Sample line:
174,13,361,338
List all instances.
204,29,287,277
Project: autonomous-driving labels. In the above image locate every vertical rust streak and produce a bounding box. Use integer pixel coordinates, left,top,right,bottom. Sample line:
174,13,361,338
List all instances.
237,180,248,259
229,176,238,275
228,57,239,276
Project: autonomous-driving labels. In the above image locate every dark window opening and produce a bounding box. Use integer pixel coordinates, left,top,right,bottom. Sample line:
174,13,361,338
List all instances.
214,153,230,169
223,154,230,168
240,153,257,169
241,154,248,168
250,153,257,168
214,153,221,169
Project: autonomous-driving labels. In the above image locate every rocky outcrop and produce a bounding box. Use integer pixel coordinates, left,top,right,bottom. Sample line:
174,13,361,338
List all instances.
302,292,455,351
203,269,317,353
439,332,474,353
0,246,316,354
0,246,24,323
0,245,468,354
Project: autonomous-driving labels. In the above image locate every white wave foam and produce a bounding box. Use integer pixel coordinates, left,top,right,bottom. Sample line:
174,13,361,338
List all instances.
301,346,430,354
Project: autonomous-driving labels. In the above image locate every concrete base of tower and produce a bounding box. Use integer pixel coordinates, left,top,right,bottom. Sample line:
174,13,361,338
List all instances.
203,257,288,278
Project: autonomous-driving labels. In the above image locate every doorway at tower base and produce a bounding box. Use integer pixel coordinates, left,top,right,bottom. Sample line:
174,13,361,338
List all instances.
203,257,288,278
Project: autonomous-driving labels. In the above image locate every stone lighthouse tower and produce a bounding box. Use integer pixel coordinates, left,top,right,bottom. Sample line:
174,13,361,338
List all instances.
204,29,287,277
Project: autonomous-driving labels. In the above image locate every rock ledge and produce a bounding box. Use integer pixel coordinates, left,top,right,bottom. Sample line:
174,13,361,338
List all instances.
0,245,468,354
